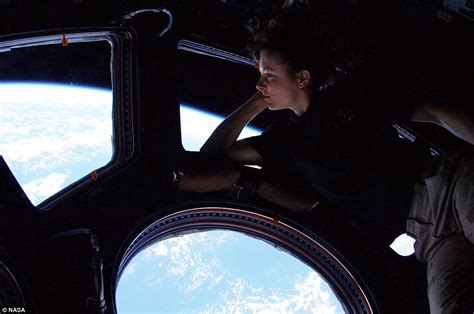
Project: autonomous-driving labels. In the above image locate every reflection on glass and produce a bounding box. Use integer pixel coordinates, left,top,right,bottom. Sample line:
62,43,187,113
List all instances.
116,230,344,313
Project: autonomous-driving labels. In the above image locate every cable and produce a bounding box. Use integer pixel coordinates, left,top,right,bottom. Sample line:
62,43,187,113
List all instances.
121,8,173,37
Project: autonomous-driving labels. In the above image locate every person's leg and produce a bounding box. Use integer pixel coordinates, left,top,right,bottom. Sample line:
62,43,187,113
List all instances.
453,151,474,244
408,150,474,313
426,151,474,313
427,235,474,314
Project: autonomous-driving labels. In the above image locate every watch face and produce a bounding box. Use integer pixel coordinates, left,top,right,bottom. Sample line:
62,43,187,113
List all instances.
228,184,245,199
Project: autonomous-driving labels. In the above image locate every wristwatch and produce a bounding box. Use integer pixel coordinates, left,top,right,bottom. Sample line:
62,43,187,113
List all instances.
228,166,264,200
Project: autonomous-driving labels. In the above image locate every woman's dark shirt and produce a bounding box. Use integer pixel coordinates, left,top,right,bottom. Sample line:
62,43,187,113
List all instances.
245,63,431,237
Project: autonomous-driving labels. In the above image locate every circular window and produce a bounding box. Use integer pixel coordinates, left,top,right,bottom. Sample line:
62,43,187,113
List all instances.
113,206,374,313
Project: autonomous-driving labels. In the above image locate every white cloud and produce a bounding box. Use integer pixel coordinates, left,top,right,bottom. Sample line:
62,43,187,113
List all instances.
213,274,224,286
228,277,247,300
291,272,334,313
142,242,169,261
0,84,112,108
202,272,340,314
121,262,137,279
1,118,112,165
23,172,69,204
118,230,343,313
137,231,231,292
0,83,113,205
145,273,161,288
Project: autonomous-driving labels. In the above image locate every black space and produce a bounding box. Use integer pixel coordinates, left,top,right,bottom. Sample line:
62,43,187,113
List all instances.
0,40,112,89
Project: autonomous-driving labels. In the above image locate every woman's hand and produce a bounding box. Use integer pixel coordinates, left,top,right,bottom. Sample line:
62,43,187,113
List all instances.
200,92,269,153
246,91,269,111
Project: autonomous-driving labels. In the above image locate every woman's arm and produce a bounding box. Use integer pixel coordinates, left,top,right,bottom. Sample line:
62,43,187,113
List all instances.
175,93,268,193
411,102,474,145
226,140,264,165
174,166,316,212
256,181,317,212
200,92,268,153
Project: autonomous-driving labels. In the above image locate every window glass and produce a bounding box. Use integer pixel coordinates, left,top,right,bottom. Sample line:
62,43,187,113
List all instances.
180,104,261,151
0,40,113,206
116,229,344,313
178,49,264,151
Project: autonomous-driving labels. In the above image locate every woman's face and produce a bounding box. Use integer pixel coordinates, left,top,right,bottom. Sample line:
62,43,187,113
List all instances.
256,49,310,112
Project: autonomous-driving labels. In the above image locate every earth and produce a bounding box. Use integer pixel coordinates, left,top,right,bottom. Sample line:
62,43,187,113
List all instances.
0,82,344,313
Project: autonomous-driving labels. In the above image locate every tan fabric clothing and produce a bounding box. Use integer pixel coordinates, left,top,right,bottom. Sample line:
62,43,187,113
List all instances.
407,150,474,313
426,235,474,313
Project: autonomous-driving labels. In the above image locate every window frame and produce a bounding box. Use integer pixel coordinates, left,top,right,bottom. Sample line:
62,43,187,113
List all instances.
0,28,138,210
178,39,256,67
113,205,375,314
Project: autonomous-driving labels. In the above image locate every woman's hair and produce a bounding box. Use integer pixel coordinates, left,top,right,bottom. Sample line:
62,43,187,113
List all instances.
246,2,370,91
247,7,337,90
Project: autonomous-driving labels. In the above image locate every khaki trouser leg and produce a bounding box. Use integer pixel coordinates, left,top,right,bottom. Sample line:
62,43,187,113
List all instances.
427,235,474,314
407,151,474,313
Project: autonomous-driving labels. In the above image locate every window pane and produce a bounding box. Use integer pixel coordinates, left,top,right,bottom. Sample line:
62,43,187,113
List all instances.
178,49,263,151
0,40,113,206
180,104,261,151
116,230,344,313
